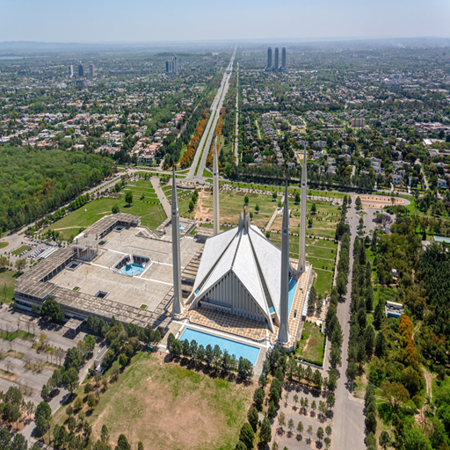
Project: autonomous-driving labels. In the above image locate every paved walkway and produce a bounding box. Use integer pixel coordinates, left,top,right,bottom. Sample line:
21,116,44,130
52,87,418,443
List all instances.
151,177,171,217
265,195,282,232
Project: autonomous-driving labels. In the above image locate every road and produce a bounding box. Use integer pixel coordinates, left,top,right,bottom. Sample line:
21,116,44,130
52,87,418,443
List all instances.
330,194,365,450
187,47,236,182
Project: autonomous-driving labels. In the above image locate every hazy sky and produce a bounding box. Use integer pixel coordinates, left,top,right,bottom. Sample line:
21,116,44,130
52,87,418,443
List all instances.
2,0,450,43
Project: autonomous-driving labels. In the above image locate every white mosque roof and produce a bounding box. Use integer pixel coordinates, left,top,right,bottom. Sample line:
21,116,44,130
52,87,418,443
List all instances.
192,217,283,319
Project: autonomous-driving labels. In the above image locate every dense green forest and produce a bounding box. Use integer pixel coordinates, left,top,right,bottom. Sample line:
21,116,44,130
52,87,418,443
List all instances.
349,208,450,449
0,146,115,233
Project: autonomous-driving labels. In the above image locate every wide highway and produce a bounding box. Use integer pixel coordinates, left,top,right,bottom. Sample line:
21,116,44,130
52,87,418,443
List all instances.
187,46,236,181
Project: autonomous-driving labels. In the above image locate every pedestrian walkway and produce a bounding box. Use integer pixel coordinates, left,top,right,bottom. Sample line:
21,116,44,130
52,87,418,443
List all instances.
151,177,171,217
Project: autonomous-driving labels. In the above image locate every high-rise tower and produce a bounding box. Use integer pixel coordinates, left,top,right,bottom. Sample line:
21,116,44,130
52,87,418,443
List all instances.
172,55,178,74
281,47,286,70
213,137,220,236
298,146,308,273
267,47,272,69
78,63,84,78
68,65,73,77
171,167,183,315
89,63,95,77
274,48,279,71
278,181,290,344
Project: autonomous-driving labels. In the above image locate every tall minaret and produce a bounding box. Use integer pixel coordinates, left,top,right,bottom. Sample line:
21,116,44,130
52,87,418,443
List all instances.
171,167,183,315
278,181,290,344
298,145,308,273
213,137,220,236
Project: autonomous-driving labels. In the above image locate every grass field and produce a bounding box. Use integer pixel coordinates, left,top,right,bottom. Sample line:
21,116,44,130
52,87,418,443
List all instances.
83,352,252,450
295,322,326,366
50,182,167,241
0,328,34,342
11,245,30,255
0,269,20,303
0,242,8,250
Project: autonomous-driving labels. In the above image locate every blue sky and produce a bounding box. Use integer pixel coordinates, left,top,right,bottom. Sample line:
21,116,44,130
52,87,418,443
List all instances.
2,0,449,43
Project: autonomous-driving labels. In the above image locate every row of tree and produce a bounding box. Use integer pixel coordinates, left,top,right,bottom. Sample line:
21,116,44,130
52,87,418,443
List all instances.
166,334,254,379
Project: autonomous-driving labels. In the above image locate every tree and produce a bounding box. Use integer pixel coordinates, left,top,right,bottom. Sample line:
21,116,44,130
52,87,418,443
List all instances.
40,296,64,322
125,192,133,206
10,434,27,450
365,325,375,359
355,196,362,210
35,401,52,437
138,443,144,450
41,383,49,401
307,425,313,441
380,381,410,409
293,393,299,410
330,343,342,368
365,412,377,435
15,259,26,272
326,426,332,437
278,412,286,431
379,431,391,449
244,195,249,205
0,429,11,449
254,387,264,411
68,415,77,433
287,418,295,435
317,427,324,442
112,204,120,214
313,370,322,388
238,357,253,379
326,393,335,410
404,428,432,450
235,442,246,450
63,367,79,393
375,332,387,357
259,416,272,446
115,434,131,450
247,406,258,432
336,271,348,297
325,437,331,449
101,424,110,443
297,421,304,435
0,256,8,270
255,204,260,213
295,192,300,204
238,423,254,450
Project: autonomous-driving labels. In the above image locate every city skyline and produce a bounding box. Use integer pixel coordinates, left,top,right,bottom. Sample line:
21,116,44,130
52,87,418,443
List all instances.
1,0,449,43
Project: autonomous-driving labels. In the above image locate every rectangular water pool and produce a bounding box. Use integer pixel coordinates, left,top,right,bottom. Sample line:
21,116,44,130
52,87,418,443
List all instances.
179,328,260,365
269,277,298,315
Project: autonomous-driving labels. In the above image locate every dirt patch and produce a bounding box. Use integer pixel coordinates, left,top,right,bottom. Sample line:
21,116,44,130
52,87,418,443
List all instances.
359,195,405,205
91,353,252,450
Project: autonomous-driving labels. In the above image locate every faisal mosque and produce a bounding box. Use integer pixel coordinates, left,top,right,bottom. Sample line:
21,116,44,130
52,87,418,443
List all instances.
171,143,312,351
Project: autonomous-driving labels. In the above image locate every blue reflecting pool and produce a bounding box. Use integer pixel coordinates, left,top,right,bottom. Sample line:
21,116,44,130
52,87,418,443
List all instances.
179,328,260,365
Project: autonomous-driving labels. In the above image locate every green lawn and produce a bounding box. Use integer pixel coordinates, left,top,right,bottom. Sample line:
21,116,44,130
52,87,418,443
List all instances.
0,242,8,250
50,186,167,241
86,352,252,450
0,269,20,303
295,322,326,366
12,245,31,256
0,328,34,341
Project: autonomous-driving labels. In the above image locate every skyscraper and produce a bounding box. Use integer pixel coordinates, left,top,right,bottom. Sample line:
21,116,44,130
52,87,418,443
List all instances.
89,63,95,77
78,63,84,78
274,48,279,71
281,47,286,70
68,65,73,78
165,61,170,73
172,54,178,74
267,47,272,69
